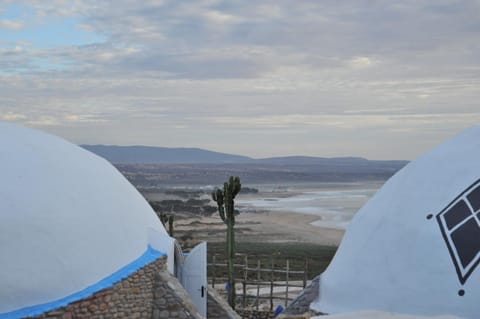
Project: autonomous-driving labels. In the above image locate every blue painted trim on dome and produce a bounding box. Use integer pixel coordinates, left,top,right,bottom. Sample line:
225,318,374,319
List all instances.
0,245,165,319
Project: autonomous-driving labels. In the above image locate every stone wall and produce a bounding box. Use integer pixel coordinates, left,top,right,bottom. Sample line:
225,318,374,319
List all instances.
31,256,202,319
152,270,202,319
236,310,274,319
206,287,240,319
279,275,323,319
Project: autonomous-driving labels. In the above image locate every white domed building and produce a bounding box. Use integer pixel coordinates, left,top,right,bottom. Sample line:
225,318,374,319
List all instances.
310,127,480,318
0,122,207,319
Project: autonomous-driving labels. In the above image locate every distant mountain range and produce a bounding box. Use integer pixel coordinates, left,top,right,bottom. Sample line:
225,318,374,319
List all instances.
81,145,252,164
81,144,408,167
81,145,409,183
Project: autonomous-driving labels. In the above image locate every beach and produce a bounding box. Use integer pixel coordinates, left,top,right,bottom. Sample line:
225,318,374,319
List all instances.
171,181,384,247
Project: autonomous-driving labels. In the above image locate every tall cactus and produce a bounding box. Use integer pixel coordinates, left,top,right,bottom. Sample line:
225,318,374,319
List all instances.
212,176,241,309
160,211,175,237
160,211,169,226
168,215,174,237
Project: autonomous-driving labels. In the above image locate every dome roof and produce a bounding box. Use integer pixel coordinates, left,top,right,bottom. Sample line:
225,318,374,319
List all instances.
311,126,480,319
0,122,173,317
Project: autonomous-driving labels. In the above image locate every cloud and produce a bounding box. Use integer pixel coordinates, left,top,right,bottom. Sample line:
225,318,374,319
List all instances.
0,0,479,159
0,112,26,121
202,10,242,25
26,116,58,126
5,1,479,80
0,19,24,30
206,112,480,131
347,56,375,69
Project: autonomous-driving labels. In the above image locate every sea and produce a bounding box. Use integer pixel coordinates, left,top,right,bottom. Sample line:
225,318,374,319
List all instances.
236,181,384,230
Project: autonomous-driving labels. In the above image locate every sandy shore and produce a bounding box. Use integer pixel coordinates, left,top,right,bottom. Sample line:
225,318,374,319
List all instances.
231,182,380,245
173,209,345,247
152,182,381,247
236,211,345,246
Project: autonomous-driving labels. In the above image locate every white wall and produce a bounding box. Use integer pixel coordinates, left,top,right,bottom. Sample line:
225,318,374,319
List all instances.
0,122,172,314
311,126,480,319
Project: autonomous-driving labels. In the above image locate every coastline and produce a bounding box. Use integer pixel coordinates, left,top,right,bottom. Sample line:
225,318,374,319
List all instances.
150,181,383,248
236,211,345,246
172,210,345,247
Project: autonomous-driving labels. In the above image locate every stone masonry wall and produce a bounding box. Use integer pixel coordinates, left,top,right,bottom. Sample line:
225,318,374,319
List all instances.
152,270,202,319
206,287,240,319
279,275,323,319
31,255,201,319
236,310,274,319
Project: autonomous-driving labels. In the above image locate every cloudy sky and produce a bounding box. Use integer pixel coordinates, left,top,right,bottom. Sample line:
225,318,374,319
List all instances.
1,0,479,159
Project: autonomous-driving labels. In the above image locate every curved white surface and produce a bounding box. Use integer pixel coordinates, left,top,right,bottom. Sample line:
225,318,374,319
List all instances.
311,127,480,319
0,122,172,314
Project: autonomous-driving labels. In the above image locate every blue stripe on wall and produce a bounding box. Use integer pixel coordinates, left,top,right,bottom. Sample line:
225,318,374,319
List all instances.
0,245,165,319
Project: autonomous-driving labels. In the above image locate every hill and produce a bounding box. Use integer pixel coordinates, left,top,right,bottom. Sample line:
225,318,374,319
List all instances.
81,145,407,166
81,145,253,164
81,145,409,184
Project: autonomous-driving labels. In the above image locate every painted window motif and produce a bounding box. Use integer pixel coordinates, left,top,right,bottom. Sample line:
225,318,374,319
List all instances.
437,180,480,285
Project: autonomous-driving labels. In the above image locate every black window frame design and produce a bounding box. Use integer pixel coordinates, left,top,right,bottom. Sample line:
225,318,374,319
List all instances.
436,179,480,285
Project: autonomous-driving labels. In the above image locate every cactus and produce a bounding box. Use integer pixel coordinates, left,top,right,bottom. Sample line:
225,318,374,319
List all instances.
160,211,174,237
168,215,174,237
160,211,169,226
212,176,241,309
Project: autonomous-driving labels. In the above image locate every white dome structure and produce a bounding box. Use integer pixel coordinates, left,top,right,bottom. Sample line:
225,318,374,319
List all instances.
311,126,480,318
0,122,174,318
